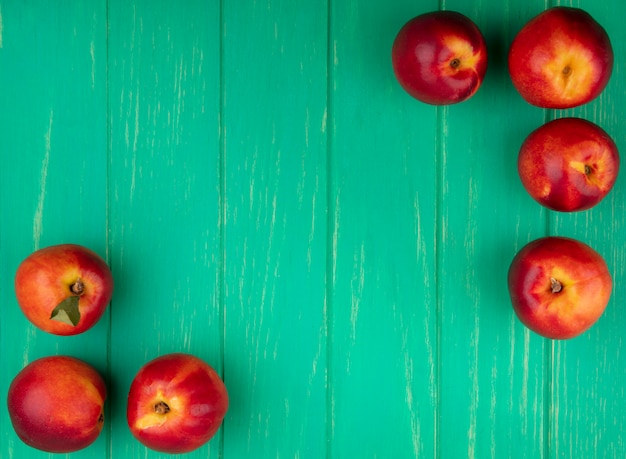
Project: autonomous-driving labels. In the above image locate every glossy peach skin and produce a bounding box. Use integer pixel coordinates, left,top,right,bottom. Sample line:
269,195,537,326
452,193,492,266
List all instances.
7,356,107,453
392,11,487,105
508,7,613,109
518,117,619,212
127,353,229,454
508,237,612,339
14,244,113,335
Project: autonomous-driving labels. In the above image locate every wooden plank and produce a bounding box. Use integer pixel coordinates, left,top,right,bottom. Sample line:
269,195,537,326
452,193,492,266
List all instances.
107,0,223,457
328,1,439,456
221,1,329,456
547,1,626,457
0,1,109,458
437,2,549,458
1,1,626,458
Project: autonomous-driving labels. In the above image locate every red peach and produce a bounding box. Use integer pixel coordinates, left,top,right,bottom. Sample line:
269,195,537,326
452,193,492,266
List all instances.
127,353,228,454
7,356,107,453
15,244,114,335
508,236,612,339
392,11,488,105
508,7,613,108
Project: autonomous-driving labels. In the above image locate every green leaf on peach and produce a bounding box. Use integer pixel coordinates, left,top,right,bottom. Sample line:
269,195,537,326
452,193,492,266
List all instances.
50,296,80,326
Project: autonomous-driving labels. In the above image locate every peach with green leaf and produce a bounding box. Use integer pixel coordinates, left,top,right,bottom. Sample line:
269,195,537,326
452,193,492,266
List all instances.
14,244,113,335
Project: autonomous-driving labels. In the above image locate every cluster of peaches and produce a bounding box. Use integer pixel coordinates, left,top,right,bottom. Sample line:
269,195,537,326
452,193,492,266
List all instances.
392,7,618,339
6,5,620,456
7,244,228,454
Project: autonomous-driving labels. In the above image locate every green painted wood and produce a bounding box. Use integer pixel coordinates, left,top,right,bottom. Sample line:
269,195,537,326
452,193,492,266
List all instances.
547,1,626,457
107,1,223,458
0,2,109,458
437,2,549,458
328,1,438,457
221,1,328,456
1,0,626,458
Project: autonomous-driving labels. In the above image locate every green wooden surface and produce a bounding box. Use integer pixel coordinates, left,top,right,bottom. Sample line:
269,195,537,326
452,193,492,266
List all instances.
1,0,625,458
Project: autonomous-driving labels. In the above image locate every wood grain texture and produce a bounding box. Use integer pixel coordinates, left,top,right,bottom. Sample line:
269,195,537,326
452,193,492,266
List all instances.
107,1,223,458
328,0,439,457
221,0,328,457
0,2,109,458
547,1,626,457
1,0,626,458
437,2,549,458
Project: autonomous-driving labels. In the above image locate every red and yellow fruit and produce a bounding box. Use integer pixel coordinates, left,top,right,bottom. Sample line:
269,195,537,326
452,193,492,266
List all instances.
508,236,612,339
127,353,229,454
14,244,114,335
7,356,107,453
508,6,613,108
392,10,487,105
518,117,619,212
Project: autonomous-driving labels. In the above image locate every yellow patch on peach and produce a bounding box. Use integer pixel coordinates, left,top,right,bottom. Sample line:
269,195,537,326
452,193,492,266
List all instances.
440,36,482,74
31,363,104,435
569,143,614,189
536,181,552,199
60,268,81,285
538,265,609,329
534,265,569,296
542,41,598,101
569,160,598,185
47,368,103,403
79,379,106,405
134,391,185,430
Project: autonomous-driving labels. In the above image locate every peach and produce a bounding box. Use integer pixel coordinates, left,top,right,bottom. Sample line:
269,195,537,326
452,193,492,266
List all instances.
7,356,107,453
127,353,228,454
392,10,487,105
508,236,612,339
508,7,613,108
15,244,114,335
518,117,619,212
